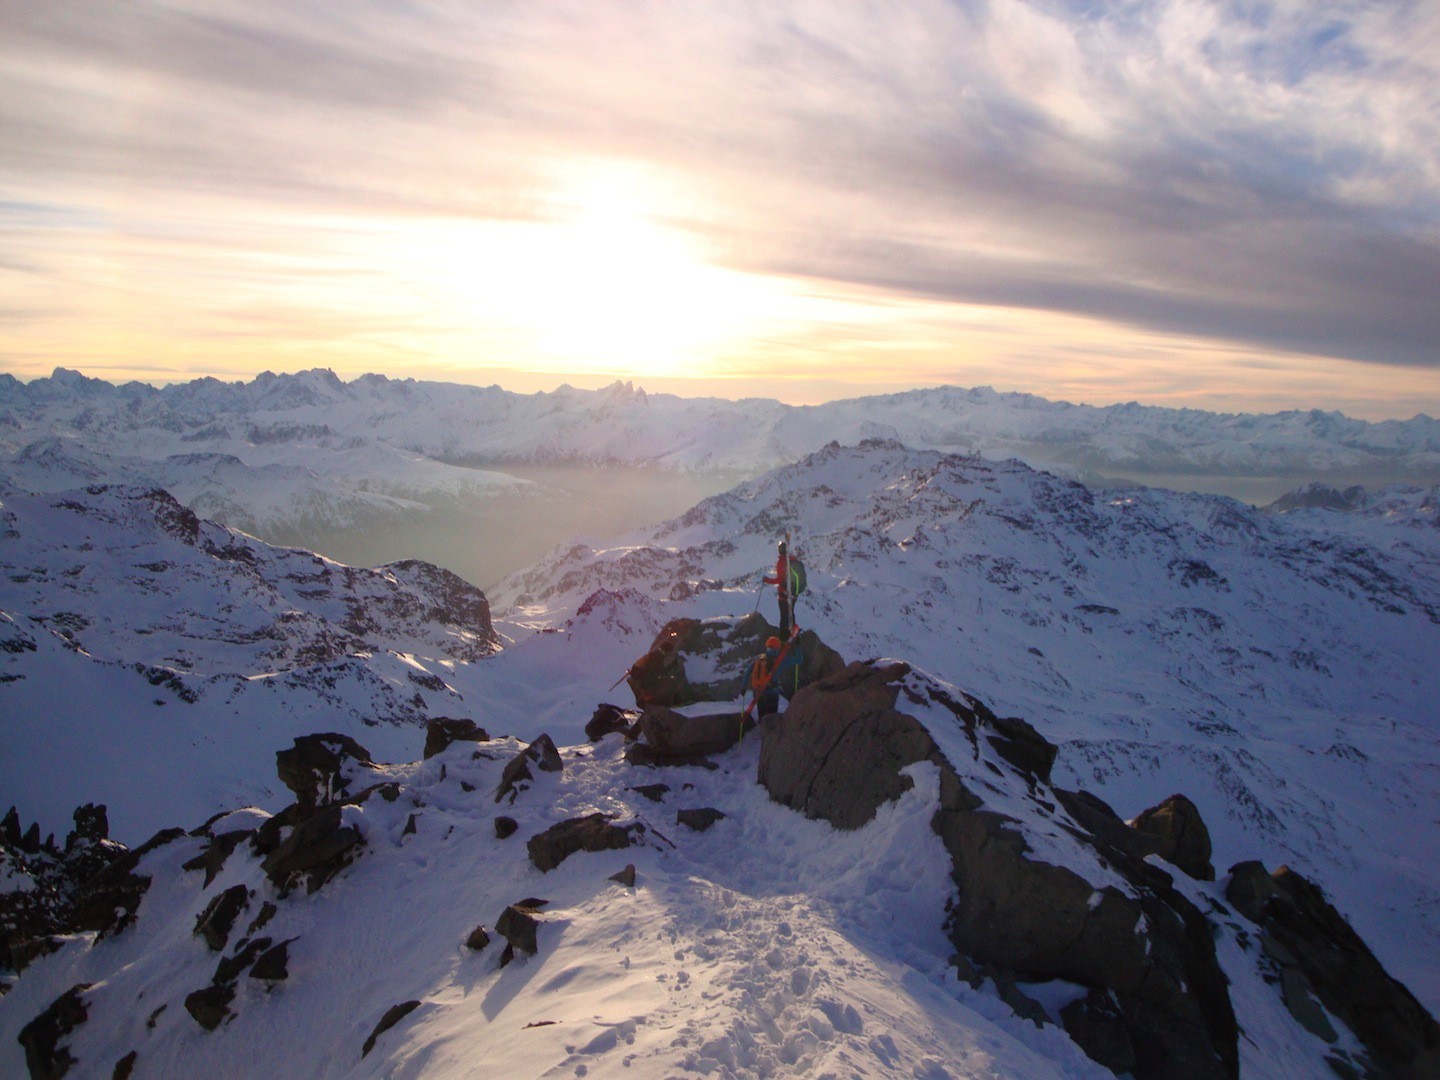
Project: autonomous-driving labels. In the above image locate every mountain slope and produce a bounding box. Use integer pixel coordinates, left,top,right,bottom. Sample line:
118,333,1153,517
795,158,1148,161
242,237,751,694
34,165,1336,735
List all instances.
490,440,1440,1015
0,485,500,841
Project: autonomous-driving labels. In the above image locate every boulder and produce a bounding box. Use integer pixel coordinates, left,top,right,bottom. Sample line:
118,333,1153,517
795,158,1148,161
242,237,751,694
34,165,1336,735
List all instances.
635,706,750,764
259,803,364,895
193,884,250,951
609,864,637,887
464,926,491,951
213,937,271,984
496,903,545,956
586,703,640,742
275,733,376,809
423,718,490,759
494,816,518,840
183,983,235,1032
527,814,641,872
1226,862,1440,1078
18,983,90,1080
249,938,294,982
676,808,727,832
1132,794,1215,881
494,734,563,804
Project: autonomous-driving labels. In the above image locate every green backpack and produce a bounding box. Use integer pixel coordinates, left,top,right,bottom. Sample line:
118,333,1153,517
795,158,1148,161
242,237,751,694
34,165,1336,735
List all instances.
787,556,807,597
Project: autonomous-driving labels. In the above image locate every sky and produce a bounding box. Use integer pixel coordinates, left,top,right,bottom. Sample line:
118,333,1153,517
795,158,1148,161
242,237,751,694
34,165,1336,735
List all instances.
1,0,1438,419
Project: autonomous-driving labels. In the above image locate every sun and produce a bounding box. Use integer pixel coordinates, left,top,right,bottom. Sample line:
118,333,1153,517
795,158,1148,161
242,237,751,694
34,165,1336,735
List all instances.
405,162,786,378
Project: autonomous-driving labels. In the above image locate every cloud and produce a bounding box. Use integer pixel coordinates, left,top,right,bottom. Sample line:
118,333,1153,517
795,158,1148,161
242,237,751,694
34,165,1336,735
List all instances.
1,0,1437,403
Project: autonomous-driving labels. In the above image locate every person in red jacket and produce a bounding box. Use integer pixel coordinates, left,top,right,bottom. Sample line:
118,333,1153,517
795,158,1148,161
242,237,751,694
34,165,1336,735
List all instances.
764,539,795,640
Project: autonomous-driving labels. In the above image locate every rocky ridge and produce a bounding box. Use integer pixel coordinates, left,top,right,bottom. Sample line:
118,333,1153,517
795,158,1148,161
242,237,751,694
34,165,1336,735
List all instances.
2,621,1435,1079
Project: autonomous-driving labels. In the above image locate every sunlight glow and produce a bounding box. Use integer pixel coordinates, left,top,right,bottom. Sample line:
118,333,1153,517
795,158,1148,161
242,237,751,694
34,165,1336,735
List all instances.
405,163,790,377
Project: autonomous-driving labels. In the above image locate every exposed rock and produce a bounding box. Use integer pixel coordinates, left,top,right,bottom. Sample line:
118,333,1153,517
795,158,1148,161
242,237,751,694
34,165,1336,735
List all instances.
759,661,1238,1080
69,827,185,939
494,734,563,804
183,983,235,1031
527,814,641,872
1226,861,1440,1078
494,816,518,840
259,803,364,895
760,662,937,830
18,983,90,1080
676,808,726,832
362,1000,421,1057
249,938,294,982
464,926,491,950
626,615,847,710
423,717,490,759
585,703,640,742
275,733,376,810
1060,989,1137,1076
496,903,545,956
194,884,250,951
635,706,751,763
213,936,271,983
246,901,277,937
64,804,108,851
1132,794,1215,881
628,783,670,803
112,1050,138,1080
181,828,252,888
609,864,637,888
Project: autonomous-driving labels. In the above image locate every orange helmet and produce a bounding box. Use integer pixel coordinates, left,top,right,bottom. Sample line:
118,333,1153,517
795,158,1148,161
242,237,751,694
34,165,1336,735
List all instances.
766,636,781,650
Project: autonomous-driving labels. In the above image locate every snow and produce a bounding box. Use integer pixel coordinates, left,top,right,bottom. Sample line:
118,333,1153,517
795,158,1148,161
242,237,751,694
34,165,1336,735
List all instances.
0,735,1113,1079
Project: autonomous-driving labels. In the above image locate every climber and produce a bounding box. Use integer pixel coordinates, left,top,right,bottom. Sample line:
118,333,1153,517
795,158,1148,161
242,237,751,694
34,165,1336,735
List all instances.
625,635,682,708
749,635,803,718
763,538,807,641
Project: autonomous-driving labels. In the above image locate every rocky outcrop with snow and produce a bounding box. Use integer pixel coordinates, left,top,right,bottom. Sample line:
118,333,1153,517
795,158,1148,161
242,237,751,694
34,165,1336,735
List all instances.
4,647,1435,1079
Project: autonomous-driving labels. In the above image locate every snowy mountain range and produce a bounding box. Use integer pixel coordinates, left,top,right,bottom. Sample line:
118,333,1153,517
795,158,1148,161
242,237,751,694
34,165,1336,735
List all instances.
4,368,1439,547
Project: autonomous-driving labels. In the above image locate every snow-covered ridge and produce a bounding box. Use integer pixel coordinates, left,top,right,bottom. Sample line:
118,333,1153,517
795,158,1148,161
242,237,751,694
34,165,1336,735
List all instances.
492,440,1440,1015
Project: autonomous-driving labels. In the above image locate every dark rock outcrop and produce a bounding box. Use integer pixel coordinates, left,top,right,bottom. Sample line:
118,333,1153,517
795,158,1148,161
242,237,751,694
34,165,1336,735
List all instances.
494,734,563,804
526,814,641,872
494,816,518,840
585,703,640,742
632,706,750,764
249,938,294,982
361,1000,421,1057
626,615,847,710
193,884,250,951
275,733,377,809
676,808,726,832
183,983,235,1031
464,926,491,950
18,983,90,1080
609,864,637,887
259,803,364,895
496,902,545,956
1132,794,1215,881
759,661,1238,1080
1227,861,1440,1078
423,717,490,759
